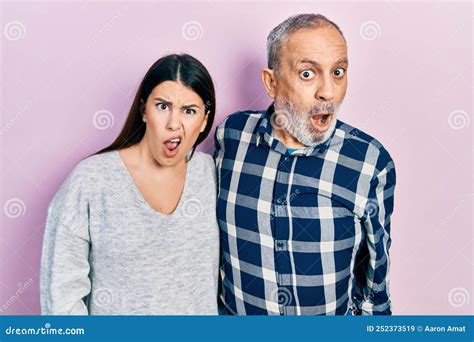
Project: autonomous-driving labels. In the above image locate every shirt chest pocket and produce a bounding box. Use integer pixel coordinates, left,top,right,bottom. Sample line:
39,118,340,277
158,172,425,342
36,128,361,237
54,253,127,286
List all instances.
287,186,358,242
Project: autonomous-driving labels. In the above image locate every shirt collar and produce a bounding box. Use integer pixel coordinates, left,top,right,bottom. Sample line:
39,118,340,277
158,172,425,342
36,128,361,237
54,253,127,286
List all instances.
256,102,335,156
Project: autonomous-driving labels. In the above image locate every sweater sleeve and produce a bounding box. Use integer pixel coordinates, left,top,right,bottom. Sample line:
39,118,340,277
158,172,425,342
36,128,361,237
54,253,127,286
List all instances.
40,164,92,315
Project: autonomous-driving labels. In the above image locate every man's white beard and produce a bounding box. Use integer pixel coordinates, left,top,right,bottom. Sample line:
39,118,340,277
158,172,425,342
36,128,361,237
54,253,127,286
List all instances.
272,97,340,146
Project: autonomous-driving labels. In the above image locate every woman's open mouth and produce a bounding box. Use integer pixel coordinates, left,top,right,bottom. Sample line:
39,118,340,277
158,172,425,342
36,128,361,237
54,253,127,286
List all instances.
163,136,182,157
310,113,333,131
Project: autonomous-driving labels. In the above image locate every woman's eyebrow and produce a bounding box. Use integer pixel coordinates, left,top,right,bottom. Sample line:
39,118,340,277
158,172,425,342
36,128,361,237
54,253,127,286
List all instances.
181,104,200,109
153,97,172,104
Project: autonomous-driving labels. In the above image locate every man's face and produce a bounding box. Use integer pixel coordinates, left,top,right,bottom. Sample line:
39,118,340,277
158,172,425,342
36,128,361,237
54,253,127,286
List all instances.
270,25,348,145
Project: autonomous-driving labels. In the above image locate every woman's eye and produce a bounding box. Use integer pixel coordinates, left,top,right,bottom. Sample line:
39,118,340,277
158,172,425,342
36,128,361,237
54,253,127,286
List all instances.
333,68,346,78
184,108,196,115
157,103,169,110
300,69,315,80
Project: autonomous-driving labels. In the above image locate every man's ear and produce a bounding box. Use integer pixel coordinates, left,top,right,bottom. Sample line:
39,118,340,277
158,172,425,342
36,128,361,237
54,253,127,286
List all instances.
140,99,146,122
261,68,277,99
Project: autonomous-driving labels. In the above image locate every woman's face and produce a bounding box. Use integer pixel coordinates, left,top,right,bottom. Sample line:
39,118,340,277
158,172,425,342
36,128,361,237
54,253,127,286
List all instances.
142,80,208,167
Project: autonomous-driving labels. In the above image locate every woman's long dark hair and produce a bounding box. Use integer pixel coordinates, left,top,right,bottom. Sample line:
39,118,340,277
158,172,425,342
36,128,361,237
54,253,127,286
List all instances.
96,53,216,158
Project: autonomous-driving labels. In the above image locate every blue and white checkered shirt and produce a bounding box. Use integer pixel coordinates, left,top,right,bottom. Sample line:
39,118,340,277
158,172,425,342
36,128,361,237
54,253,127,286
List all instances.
214,104,396,315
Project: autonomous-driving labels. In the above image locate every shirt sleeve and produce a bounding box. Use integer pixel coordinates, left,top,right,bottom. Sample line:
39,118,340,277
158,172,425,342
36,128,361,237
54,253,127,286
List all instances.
213,121,226,190
40,166,92,315
355,159,396,315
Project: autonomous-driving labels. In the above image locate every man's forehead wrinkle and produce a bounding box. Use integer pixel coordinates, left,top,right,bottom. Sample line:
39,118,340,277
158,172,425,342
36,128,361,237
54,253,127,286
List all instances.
284,41,346,60
286,39,347,52
288,49,348,61
286,47,348,68
286,27,346,43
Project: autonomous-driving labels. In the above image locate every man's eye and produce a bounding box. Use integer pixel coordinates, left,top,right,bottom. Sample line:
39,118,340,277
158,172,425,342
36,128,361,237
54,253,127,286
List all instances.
157,103,169,110
300,69,315,79
184,108,196,115
333,68,346,78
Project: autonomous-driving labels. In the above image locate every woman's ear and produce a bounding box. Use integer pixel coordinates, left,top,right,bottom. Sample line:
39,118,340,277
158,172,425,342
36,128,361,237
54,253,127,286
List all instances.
261,68,277,99
200,111,209,133
140,99,146,122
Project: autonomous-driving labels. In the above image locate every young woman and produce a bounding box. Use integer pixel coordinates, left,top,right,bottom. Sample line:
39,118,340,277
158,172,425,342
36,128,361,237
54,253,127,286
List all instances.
40,54,219,315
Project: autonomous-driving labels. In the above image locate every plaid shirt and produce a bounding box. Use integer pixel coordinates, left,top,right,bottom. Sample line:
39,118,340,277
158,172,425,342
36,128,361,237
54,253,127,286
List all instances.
214,104,396,315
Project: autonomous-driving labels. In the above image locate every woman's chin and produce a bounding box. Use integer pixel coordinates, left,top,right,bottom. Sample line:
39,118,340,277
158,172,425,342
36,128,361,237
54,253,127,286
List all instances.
162,142,181,158
156,146,194,167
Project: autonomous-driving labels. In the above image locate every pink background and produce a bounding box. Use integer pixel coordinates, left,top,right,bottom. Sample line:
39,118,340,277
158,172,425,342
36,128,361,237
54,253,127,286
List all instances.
1,1,472,315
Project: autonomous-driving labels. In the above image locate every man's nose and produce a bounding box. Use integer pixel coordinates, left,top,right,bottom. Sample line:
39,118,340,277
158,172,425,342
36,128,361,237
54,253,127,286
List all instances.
315,75,335,102
166,110,182,131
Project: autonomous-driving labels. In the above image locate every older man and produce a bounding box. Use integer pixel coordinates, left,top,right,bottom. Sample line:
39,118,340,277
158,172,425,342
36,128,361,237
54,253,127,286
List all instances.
214,14,396,315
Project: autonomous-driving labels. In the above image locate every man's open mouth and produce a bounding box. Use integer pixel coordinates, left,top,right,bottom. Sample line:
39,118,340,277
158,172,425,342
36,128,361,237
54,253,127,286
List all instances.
310,113,333,131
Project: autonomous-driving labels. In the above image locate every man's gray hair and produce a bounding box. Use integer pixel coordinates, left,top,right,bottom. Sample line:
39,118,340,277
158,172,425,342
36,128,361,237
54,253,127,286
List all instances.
267,13,345,73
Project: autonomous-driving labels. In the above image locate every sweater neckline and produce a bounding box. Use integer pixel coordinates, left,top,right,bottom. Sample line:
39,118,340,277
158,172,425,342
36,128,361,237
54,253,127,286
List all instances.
113,150,192,218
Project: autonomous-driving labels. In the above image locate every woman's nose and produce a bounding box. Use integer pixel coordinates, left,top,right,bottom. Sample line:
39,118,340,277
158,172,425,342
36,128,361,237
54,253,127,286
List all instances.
166,110,182,131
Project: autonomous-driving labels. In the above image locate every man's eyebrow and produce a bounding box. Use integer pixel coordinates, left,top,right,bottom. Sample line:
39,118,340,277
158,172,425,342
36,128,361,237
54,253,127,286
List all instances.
296,59,320,68
296,57,349,67
334,57,349,65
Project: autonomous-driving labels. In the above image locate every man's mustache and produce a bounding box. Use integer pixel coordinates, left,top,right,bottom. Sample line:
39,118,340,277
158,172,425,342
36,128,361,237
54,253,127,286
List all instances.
307,103,336,116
